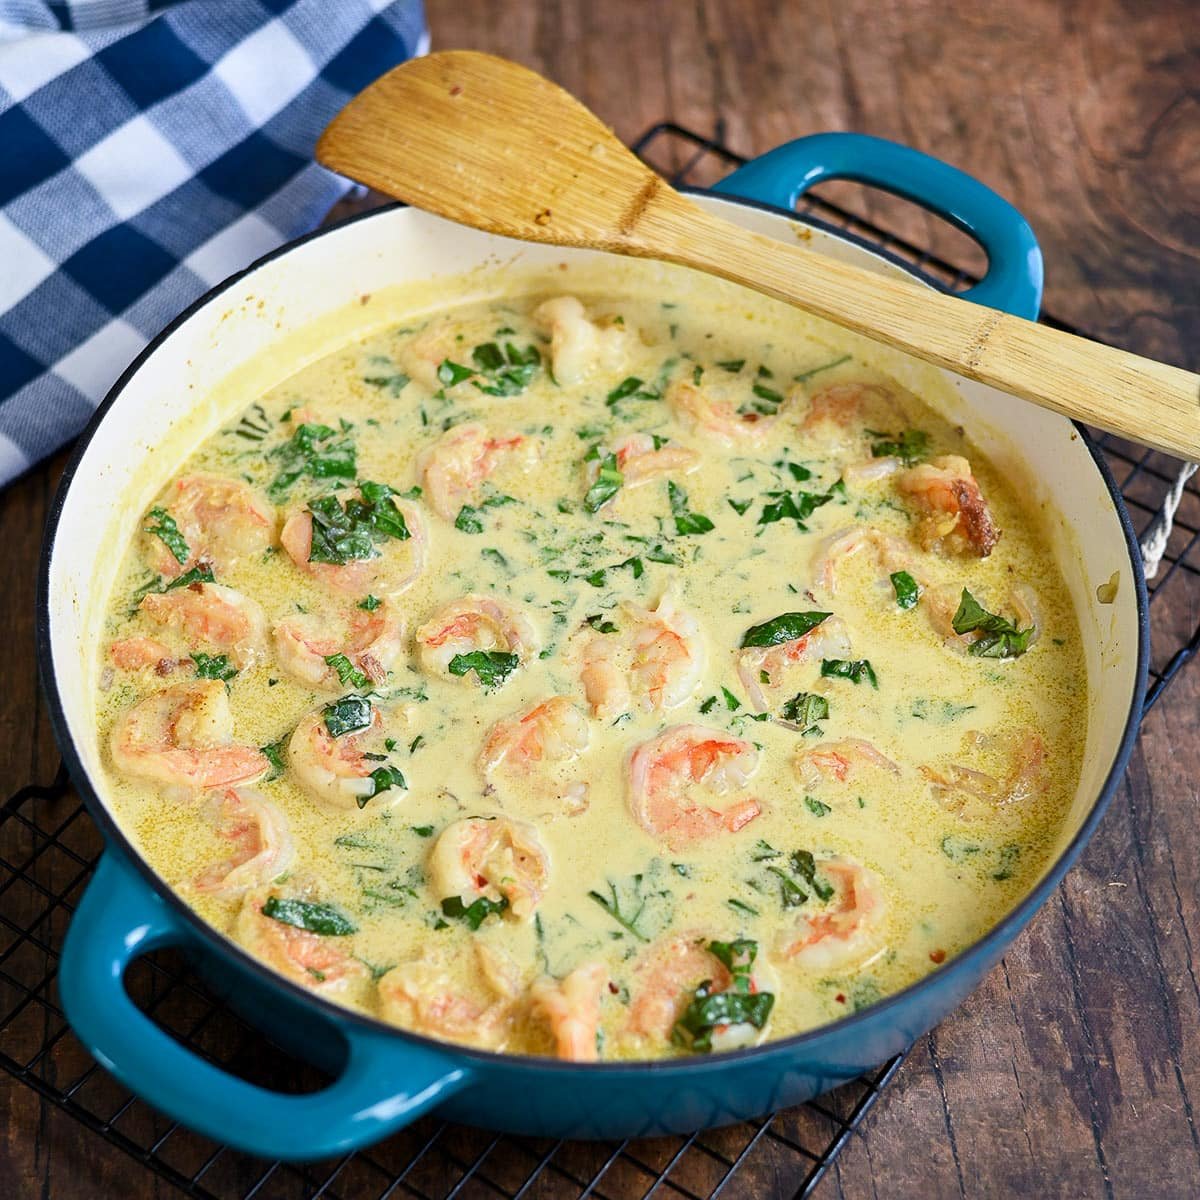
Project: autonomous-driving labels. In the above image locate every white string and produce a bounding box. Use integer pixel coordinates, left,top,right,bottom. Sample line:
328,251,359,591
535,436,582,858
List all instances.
1139,461,1198,578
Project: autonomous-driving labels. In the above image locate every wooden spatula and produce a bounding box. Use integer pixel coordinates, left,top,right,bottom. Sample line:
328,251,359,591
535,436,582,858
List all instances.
317,50,1200,461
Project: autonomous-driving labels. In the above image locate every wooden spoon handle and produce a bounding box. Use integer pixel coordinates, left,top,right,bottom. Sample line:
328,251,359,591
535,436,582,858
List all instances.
642,200,1200,460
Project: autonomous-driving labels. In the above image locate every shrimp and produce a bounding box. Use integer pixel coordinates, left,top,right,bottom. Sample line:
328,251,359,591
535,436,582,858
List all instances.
142,473,275,578
280,490,426,597
586,432,700,508
530,961,608,1062
667,377,777,446
533,295,631,386
811,526,918,597
921,729,1045,816
109,636,177,674
193,787,294,896
395,317,462,391
777,856,888,970
625,934,776,1051
896,455,999,556
415,595,539,682
627,724,762,850
378,947,516,1049
419,422,538,520
800,382,908,453
570,588,706,719
110,680,269,790
735,614,852,711
794,738,900,789
841,456,903,487
427,816,550,921
273,601,405,690
236,887,367,996
479,696,591,814
140,582,268,668
288,698,403,811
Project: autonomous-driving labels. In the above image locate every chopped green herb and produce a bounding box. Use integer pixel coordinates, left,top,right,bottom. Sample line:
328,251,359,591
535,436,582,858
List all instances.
793,354,851,383
325,653,368,689
716,359,745,373
585,452,624,513
162,564,215,591
144,507,189,565
751,382,784,409
758,488,833,529
587,876,660,942
941,834,982,863
803,795,832,817
260,738,286,781
868,428,930,466
262,896,356,936
667,480,714,535
447,649,520,689
699,695,718,715
752,840,780,861
455,505,484,534
672,939,774,1052
781,692,829,734
790,850,835,900
308,481,409,565
767,865,809,907
952,589,1035,658
436,359,475,387
361,765,407,808
821,658,879,688
740,611,830,649
412,824,435,837
721,686,741,711
727,897,760,917
728,497,753,516
441,894,508,930
480,547,509,570
322,695,373,738
191,653,237,682
358,594,381,611
890,570,920,609
268,422,357,501
585,613,619,634
992,844,1021,881
606,376,644,406
363,371,410,396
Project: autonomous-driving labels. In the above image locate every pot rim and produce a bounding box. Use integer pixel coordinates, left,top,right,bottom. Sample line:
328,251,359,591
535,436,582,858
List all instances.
37,191,1151,1075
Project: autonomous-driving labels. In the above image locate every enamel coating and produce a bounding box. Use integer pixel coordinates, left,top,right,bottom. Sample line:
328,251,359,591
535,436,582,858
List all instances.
43,132,1148,1160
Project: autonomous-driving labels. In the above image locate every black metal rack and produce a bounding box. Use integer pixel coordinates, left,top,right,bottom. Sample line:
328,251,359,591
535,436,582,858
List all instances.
2,122,1197,1200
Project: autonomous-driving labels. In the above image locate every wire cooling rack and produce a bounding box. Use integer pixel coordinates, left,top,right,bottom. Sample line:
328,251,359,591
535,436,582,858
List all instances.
2,122,1198,1200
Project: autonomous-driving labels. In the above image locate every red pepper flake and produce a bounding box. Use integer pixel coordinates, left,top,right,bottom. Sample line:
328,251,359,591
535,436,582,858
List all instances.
835,993,846,1004
449,84,463,96
929,949,946,964
607,981,619,995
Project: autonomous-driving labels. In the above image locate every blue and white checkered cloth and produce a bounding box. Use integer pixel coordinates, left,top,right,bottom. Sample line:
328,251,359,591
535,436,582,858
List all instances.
0,0,427,486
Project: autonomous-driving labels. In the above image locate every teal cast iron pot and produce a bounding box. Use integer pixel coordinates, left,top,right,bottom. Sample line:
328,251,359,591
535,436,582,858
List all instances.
40,133,1148,1160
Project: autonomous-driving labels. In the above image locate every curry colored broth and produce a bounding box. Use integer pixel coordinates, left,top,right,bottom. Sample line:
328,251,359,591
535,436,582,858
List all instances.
94,284,1086,1061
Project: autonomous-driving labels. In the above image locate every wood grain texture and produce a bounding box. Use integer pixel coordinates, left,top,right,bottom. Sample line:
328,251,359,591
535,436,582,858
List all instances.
3,1,1198,1196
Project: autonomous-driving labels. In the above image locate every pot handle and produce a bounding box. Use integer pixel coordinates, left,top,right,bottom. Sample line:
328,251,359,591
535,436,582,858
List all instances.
60,848,469,1160
711,132,1043,319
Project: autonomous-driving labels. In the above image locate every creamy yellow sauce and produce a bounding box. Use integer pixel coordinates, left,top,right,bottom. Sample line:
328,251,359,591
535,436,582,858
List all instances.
95,283,1087,1062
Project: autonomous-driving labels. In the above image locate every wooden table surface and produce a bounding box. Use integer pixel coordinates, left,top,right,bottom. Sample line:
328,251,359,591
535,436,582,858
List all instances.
3,1,1198,1196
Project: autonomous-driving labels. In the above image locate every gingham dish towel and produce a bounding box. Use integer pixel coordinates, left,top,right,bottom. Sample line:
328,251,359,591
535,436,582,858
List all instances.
0,0,427,487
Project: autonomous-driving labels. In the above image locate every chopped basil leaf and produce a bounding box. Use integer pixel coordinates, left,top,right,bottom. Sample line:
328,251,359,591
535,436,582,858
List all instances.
740,611,830,648
323,695,373,738
820,658,878,688
191,653,237,682
437,358,475,387
721,686,741,711
441,894,508,930
260,738,286,781
268,422,357,501
793,354,851,383
455,505,484,534
606,376,643,406
803,795,831,817
716,359,745,373
262,896,356,936
941,834,981,863
890,571,919,609
993,843,1021,881
867,428,929,466
667,480,714,535
790,850,835,900
758,488,833,529
325,653,368,689
728,497,753,516
781,692,828,734
358,594,381,611
308,482,409,565
699,695,718,714
751,382,784,408
361,765,407,808
585,613,619,634
673,938,774,1052
447,649,520,688
144,507,189,565
727,897,759,917
585,452,624,513
162,564,215,591
363,371,410,396
951,589,1035,658
412,824,434,837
